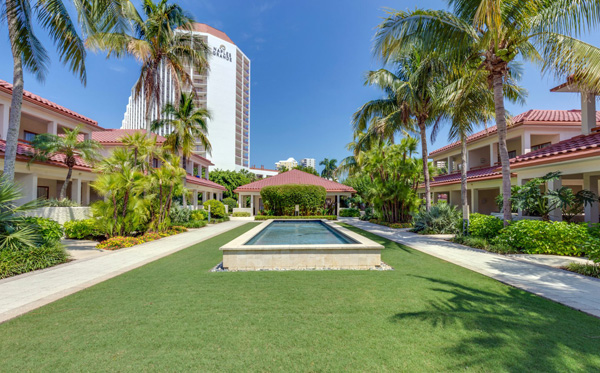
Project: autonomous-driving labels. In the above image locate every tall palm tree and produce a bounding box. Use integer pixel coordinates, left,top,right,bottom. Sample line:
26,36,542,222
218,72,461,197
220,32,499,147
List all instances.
374,0,600,223
119,131,159,172
29,126,102,200
86,0,210,132
2,0,126,180
151,91,211,169
319,158,337,180
353,44,449,210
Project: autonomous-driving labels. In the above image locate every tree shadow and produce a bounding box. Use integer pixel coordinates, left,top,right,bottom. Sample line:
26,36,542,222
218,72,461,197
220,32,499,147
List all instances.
391,276,600,371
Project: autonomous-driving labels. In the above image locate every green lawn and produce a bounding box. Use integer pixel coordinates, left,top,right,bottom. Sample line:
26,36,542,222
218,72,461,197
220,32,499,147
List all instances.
1,223,599,371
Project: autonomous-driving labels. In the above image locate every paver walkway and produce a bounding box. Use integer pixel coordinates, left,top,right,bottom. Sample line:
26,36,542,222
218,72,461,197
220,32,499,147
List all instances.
340,218,600,318
0,221,247,323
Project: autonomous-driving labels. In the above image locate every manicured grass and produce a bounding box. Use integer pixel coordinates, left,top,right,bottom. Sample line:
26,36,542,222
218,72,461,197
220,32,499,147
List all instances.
0,223,599,371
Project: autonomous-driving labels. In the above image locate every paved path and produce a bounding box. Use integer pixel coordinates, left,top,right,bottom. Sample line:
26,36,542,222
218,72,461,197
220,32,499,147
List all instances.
0,221,247,324
340,218,600,318
62,239,107,260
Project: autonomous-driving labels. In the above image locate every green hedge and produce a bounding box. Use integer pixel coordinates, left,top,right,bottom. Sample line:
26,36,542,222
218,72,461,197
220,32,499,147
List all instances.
493,220,599,256
339,208,360,217
64,219,100,239
260,184,327,216
203,200,226,218
223,197,238,212
232,212,251,217
255,215,337,221
0,245,68,279
468,213,504,239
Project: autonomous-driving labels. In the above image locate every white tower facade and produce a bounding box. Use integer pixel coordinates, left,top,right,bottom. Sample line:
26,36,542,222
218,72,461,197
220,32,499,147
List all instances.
121,23,251,171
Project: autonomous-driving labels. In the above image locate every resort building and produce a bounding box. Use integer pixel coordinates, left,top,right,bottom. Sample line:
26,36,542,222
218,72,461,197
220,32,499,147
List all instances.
121,23,251,171
275,157,297,171
301,158,316,169
423,80,600,223
233,169,356,216
0,80,226,207
248,165,279,179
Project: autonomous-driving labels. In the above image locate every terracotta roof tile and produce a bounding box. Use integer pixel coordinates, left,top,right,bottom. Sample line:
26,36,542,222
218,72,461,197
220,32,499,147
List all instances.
428,166,503,187
430,109,599,156
0,139,92,170
0,79,100,128
88,129,167,144
234,169,356,193
189,23,234,44
512,131,600,167
185,174,227,191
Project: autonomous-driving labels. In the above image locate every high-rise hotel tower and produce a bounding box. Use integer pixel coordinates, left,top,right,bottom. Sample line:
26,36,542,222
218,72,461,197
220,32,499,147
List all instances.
121,23,251,171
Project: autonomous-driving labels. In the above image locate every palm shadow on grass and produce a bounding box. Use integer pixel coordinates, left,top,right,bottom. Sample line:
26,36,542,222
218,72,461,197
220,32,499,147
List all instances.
391,276,600,372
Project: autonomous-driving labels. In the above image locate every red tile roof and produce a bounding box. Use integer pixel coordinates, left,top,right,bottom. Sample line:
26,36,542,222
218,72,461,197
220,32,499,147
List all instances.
234,169,356,193
0,79,101,128
190,153,213,166
0,139,93,171
185,174,227,191
250,166,278,172
89,129,167,144
430,109,598,156
427,165,506,187
511,131,600,168
190,23,234,44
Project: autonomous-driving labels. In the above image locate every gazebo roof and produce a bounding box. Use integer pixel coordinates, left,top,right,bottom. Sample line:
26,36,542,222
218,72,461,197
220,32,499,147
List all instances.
234,169,356,193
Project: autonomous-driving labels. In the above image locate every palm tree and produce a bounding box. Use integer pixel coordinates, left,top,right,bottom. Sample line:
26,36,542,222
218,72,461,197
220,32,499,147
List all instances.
2,0,126,180
119,131,159,172
86,0,210,132
353,44,448,210
319,158,338,180
374,0,600,223
29,126,102,200
151,91,211,169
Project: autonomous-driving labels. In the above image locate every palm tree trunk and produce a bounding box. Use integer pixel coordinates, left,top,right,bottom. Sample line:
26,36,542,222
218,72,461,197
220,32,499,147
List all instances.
492,73,512,225
419,121,432,211
461,131,469,234
4,1,25,181
60,167,73,200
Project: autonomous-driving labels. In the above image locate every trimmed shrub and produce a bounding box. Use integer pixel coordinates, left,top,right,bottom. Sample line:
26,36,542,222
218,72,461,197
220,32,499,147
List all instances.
453,235,519,254
565,262,600,278
223,197,238,212
208,216,230,224
191,209,208,221
339,208,360,217
232,211,251,217
170,206,191,224
412,203,462,234
203,200,226,218
255,215,337,221
261,184,327,216
63,219,100,240
0,244,68,279
23,217,63,247
181,220,208,228
468,213,504,239
493,220,598,256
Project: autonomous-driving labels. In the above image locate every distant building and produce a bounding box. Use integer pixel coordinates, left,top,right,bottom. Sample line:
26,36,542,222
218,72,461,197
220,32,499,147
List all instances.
275,157,298,171
301,158,316,169
121,23,251,171
248,165,278,179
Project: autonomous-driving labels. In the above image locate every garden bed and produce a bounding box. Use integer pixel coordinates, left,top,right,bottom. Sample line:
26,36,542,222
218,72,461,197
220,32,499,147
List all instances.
255,215,337,221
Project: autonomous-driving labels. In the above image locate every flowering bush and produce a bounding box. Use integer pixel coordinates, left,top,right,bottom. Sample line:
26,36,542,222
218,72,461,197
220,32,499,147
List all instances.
96,227,188,250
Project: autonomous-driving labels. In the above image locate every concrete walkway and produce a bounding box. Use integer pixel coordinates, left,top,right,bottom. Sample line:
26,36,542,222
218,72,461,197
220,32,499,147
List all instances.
0,221,247,324
340,218,600,318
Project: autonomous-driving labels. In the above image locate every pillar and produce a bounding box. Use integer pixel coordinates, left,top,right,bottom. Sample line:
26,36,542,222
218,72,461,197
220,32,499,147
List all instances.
490,144,498,166
447,156,453,173
193,190,198,209
205,167,209,180
581,92,597,135
584,174,600,224
47,121,57,136
238,194,243,208
336,194,340,216
250,194,255,215
71,178,81,204
15,173,38,205
523,132,531,154
0,104,8,140
470,188,479,214
547,177,563,221
82,181,90,206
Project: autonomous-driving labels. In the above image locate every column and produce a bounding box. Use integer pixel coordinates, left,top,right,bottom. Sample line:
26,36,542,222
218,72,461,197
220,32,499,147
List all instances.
15,173,38,205
470,188,479,214
490,144,498,166
447,157,453,173
447,190,453,206
522,132,531,154
581,92,597,135
336,194,340,216
250,194,254,215
81,182,90,206
547,177,562,221
205,167,209,180
0,104,9,140
47,121,57,136
238,194,243,208
584,174,600,224
193,190,198,209
71,178,81,204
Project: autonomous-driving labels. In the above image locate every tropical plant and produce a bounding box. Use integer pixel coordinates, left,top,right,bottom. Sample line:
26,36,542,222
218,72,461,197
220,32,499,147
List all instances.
64,219,101,239
222,197,238,212
339,208,361,218
203,200,226,219
0,175,41,250
29,126,102,199
209,169,256,199
319,158,338,180
119,131,159,172
468,213,504,240
2,0,125,180
86,0,210,131
412,202,462,235
260,184,327,216
169,204,191,224
375,0,600,223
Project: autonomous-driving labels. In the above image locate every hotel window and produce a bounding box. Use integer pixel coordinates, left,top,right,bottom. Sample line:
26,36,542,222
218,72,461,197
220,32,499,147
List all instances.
37,186,49,200
531,142,551,152
152,158,159,168
508,150,517,159
24,131,37,142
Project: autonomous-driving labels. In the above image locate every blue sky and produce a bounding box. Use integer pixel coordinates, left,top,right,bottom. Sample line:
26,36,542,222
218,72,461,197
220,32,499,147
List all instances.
0,0,598,172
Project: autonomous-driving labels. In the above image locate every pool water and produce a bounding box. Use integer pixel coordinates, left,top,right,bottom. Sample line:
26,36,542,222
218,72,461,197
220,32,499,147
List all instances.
245,220,358,246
